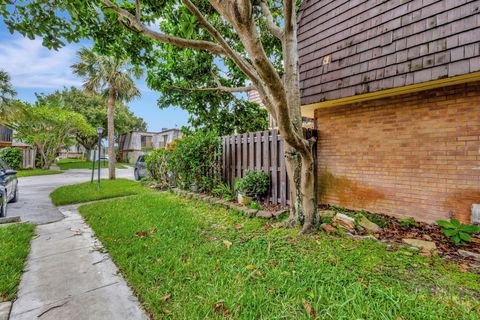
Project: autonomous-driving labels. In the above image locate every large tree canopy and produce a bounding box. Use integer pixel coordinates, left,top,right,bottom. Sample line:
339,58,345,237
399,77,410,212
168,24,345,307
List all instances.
1,0,318,232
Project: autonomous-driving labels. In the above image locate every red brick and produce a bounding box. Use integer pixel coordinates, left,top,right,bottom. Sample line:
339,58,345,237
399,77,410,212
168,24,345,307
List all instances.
315,82,480,223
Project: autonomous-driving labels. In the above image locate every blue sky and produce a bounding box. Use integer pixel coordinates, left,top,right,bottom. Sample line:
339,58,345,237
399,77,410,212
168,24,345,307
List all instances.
0,21,190,132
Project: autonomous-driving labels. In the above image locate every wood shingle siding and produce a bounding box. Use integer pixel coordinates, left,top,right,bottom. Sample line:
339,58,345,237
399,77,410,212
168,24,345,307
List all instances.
298,0,480,105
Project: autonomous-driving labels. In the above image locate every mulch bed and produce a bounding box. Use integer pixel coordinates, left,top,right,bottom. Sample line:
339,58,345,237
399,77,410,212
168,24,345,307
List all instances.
319,204,480,272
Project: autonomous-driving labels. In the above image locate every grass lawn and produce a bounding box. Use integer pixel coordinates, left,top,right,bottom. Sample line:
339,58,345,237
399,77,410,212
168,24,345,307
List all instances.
79,193,480,319
16,169,63,178
0,223,35,302
56,158,127,170
50,179,148,206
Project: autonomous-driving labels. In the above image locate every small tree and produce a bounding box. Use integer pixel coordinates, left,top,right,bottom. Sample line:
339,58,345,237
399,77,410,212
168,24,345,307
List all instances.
72,48,142,179
4,103,95,169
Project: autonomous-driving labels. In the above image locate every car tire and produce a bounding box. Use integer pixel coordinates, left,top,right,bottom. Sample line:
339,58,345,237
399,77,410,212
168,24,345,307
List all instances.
134,169,140,181
10,188,18,203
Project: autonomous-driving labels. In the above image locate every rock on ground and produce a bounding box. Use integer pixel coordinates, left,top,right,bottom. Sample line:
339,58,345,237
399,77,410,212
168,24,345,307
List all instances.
357,215,382,232
402,238,437,251
332,213,356,231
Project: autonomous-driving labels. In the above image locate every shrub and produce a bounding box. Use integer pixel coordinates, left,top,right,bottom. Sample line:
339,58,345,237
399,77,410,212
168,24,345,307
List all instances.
145,149,170,188
436,218,480,245
236,170,270,198
0,147,22,170
212,182,234,201
168,131,221,192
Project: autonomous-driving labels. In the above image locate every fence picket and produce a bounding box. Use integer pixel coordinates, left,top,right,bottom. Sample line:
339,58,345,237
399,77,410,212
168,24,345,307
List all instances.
221,129,317,206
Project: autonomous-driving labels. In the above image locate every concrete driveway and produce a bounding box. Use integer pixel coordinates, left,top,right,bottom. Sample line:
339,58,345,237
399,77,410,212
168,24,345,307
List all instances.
7,167,134,224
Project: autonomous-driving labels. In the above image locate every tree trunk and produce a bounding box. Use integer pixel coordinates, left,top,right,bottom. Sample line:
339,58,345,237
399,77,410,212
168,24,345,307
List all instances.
107,87,116,180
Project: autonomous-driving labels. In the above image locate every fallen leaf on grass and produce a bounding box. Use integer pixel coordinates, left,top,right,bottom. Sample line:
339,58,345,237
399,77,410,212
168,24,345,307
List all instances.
459,264,469,273
135,228,157,238
302,298,317,319
234,223,243,230
214,301,224,313
161,293,172,302
223,240,233,250
245,264,255,270
213,302,230,316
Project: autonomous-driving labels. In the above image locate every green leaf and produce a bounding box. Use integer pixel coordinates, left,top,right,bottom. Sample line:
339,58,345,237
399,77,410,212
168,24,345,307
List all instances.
459,232,471,243
459,224,480,233
436,220,454,229
451,219,461,227
452,235,461,245
442,229,457,237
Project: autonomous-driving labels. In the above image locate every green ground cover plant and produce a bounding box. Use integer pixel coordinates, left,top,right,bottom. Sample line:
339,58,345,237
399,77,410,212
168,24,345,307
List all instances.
437,218,480,245
0,223,35,302
16,169,63,178
50,179,148,205
79,193,480,319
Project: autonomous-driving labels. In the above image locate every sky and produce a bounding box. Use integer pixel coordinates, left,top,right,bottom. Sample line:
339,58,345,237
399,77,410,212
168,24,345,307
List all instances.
0,21,190,132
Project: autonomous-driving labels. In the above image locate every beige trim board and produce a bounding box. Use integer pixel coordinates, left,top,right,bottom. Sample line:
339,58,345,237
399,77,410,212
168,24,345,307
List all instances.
301,72,480,118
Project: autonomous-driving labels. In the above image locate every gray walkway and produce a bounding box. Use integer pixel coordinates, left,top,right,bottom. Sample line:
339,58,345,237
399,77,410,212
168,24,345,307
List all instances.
7,168,148,320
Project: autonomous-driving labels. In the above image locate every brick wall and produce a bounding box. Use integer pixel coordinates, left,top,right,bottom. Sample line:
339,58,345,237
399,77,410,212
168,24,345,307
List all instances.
315,81,480,223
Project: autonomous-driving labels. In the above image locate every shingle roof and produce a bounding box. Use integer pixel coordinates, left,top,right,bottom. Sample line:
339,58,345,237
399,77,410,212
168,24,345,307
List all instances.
298,0,480,105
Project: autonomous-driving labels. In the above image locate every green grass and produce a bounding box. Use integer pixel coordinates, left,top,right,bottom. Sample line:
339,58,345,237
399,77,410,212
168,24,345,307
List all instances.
0,223,35,302
50,179,149,206
56,159,127,170
79,193,480,320
16,169,63,178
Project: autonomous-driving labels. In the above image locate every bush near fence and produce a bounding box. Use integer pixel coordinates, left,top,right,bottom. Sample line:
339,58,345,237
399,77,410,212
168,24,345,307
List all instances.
145,129,318,207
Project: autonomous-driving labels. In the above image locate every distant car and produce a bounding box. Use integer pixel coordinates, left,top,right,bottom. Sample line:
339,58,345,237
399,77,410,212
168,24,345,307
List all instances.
134,155,147,181
0,160,18,218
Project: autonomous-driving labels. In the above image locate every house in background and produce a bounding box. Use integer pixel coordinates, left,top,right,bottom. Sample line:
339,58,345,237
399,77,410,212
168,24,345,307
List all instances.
298,0,480,224
0,125,36,168
0,125,13,147
118,128,183,163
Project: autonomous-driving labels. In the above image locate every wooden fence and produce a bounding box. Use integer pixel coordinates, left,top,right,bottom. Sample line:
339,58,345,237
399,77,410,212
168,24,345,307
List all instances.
21,148,36,169
221,129,317,206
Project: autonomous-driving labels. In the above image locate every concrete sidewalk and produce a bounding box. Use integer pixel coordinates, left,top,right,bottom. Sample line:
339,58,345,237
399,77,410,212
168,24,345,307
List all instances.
9,205,148,320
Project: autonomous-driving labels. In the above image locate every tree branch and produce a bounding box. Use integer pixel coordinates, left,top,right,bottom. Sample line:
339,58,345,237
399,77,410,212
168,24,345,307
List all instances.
168,84,255,93
260,1,283,40
135,0,141,19
181,0,261,84
100,0,226,55
284,0,294,35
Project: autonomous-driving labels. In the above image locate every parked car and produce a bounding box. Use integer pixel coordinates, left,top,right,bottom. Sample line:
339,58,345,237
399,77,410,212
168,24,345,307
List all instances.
0,160,18,217
134,155,147,181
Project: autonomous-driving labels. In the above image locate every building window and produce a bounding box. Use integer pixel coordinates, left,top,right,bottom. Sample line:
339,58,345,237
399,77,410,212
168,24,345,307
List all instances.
141,135,153,148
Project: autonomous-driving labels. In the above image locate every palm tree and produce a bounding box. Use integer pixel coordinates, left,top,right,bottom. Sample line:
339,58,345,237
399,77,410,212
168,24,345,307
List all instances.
72,48,142,179
0,69,17,117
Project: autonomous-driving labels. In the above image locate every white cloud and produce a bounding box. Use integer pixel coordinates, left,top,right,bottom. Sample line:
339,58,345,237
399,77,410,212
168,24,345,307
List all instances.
0,37,82,89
